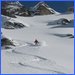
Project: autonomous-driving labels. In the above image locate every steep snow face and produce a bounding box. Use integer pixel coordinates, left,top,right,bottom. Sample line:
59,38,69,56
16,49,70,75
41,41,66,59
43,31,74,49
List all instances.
1,13,74,74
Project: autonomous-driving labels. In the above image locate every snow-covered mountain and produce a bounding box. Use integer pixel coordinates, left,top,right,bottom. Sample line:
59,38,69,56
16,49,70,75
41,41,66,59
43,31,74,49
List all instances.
2,1,60,17
30,2,59,15
1,1,29,17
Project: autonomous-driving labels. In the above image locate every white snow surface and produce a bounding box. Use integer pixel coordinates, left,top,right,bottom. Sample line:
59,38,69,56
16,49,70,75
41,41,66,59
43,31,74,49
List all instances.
1,13,74,74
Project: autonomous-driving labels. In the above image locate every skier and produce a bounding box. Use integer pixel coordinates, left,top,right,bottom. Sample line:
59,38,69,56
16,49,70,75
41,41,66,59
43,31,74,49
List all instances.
34,39,39,45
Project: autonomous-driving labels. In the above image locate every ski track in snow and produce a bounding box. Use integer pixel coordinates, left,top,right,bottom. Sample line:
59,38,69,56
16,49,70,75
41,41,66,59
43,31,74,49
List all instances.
6,47,67,74
10,62,65,74
9,49,66,74
4,40,67,74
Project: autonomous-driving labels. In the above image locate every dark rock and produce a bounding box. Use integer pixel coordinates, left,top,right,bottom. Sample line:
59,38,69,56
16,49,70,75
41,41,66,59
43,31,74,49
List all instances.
1,37,15,46
5,46,12,49
3,21,25,29
61,19,70,25
3,21,15,29
69,35,74,38
14,22,25,28
66,34,74,38
66,34,73,36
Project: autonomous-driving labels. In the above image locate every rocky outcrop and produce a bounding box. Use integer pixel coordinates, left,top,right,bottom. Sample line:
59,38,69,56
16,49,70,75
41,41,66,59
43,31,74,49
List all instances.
3,21,25,29
1,36,15,47
57,18,70,25
48,18,70,25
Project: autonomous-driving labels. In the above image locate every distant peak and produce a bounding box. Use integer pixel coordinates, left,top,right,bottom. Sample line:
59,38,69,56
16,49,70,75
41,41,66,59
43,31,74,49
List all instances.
36,1,49,7
33,1,49,11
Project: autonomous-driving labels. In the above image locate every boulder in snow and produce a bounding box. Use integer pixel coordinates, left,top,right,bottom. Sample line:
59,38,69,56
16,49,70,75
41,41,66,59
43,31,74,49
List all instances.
1,36,15,47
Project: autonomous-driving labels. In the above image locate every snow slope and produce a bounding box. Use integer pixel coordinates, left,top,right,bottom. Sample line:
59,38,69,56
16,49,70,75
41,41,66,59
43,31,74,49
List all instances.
1,13,74,74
